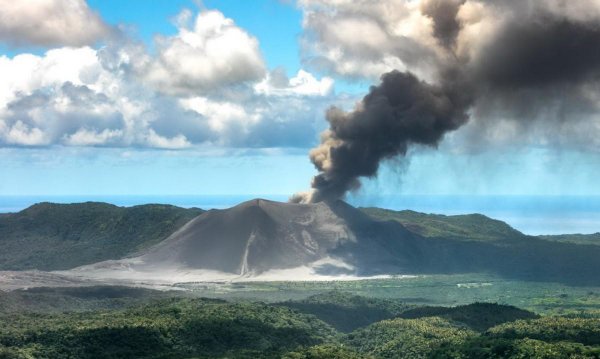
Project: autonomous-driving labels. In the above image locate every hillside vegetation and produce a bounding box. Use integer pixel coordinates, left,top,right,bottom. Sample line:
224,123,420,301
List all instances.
360,208,524,241
539,233,600,246
0,286,188,313
345,316,476,358
435,317,600,358
1,290,596,359
362,207,600,285
279,291,412,332
0,202,203,270
398,302,539,331
0,297,337,359
362,207,600,247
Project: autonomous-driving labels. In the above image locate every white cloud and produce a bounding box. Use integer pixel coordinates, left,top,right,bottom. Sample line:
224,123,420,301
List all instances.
0,46,199,148
180,97,258,133
2,121,49,146
255,69,334,97
0,47,100,108
0,0,110,47
178,82,342,148
0,35,338,150
63,128,123,146
299,0,442,80
145,130,191,149
144,10,267,95
0,7,344,150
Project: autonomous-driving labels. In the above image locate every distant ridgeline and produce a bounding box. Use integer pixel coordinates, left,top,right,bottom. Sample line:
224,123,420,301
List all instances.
0,202,203,270
0,200,599,285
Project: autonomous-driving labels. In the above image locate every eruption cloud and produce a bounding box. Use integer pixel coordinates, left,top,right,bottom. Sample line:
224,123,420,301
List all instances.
293,0,600,203
292,70,471,203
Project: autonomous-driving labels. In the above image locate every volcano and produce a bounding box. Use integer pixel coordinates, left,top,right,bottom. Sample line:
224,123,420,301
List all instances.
74,199,425,280
135,199,425,276
69,198,600,285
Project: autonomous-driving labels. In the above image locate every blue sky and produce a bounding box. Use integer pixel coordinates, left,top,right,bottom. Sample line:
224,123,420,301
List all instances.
0,0,326,196
87,0,303,71
1,0,600,199
83,0,367,93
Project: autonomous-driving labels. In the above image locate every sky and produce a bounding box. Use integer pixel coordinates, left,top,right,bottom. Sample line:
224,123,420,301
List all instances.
1,0,600,198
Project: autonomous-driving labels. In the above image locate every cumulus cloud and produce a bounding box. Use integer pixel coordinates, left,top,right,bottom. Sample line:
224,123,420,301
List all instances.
0,0,110,47
0,8,339,150
143,9,267,95
179,85,342,148
63,128,123,146
255,68,334,97
1,120,48,146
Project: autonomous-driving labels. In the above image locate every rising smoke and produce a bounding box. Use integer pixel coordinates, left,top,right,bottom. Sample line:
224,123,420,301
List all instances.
293,0,600,203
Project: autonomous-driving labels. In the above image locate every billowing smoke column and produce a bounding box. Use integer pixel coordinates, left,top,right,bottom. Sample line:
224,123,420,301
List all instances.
292,70,471,203
293,0,600,203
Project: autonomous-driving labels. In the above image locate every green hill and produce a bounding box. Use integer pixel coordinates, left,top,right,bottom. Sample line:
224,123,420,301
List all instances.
283,344,365,358
398,302,539,331
344,316,476,359
280,291,412,332
360,208,524,241
434,317,600,358
0,202,203,270
361,207,600,285
338,307,600,359
487,316,600,346
539,233,600,246
362,207,600,246
0,286,188,314
0,297,337,359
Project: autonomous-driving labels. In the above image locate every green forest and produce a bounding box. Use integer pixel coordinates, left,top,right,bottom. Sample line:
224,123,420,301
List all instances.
0,289,598,358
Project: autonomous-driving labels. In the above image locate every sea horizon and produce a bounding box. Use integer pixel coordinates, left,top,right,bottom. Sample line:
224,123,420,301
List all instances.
1,194,599,236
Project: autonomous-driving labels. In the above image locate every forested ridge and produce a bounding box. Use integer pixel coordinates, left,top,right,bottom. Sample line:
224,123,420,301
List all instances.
0,290,598,358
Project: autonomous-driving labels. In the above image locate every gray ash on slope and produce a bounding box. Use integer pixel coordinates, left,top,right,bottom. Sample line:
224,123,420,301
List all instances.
137,199,419,276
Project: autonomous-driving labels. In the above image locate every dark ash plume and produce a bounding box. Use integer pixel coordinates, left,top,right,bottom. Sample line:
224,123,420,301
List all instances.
292,70,471,203
293,1,600,203
476,15,600,90
421,0,465,49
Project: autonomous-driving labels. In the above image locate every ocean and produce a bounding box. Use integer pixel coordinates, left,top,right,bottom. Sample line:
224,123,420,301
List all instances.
1,195,599,236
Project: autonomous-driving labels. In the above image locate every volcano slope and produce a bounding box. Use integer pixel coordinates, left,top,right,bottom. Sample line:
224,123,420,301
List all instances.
114,199,427,277
74,199,600,285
